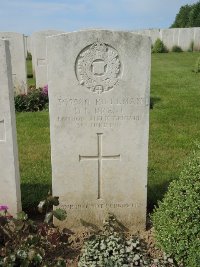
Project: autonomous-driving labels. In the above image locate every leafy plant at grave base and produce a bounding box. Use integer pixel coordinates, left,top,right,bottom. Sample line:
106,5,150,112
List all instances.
0,195,68,266
38,191,67,224
152,39,168,53
193,56,200,73
171,45,182,53
152,147,200,267
78,213,175,267
15,86,49,112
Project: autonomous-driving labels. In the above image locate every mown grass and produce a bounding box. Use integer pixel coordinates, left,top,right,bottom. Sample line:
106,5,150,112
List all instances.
149,52,200,209
26,59,35,86
17,53,200,212
16,112,51,212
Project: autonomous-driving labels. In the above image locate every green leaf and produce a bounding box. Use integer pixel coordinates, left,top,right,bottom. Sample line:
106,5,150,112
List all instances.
52,209,67,221
17,211,28,221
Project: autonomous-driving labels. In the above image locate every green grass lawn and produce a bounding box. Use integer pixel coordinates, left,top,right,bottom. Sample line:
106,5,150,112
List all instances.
18,53,200,212
27,59,35,86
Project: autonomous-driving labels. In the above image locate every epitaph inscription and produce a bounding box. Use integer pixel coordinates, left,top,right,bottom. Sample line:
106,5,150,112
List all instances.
0,119,5,141
79,133,120,199
75,42,121,94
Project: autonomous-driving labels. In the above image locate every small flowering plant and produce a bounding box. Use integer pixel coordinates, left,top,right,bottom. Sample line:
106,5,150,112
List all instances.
42,84,48,96
0,196,67,266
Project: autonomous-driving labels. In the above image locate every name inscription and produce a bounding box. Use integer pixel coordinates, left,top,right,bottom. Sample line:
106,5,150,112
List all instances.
57,96,148,128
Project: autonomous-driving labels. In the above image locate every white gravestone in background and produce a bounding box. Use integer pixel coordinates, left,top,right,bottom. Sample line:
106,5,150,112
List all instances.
31,30,64,88
178,28,195,51
0,32,27,95
47,30,151,232
0,39,22,216
160,29,178,51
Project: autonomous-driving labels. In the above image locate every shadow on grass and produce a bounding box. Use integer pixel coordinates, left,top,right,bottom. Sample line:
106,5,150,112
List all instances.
147,173,179,212
21,175,176,218
21,182,51,216
150,96,161,109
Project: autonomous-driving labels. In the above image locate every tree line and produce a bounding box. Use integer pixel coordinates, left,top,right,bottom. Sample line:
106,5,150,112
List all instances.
171,1,200,28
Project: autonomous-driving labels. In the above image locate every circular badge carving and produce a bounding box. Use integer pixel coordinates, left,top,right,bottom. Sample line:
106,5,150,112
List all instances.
75,42,121,94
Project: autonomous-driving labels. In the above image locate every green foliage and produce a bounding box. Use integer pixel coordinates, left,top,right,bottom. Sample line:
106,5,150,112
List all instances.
152,148,200,266
171,4,192,28
38,193,67,224
27,59,35,87
26,52,32,60
193,56,200,73
171,45,182,53
152,39,168,53
78,214,174,267
15,87,49,112
171,1,200,28
0,196,67,266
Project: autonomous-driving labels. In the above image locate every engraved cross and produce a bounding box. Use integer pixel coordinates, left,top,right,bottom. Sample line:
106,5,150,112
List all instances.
79,133,120,199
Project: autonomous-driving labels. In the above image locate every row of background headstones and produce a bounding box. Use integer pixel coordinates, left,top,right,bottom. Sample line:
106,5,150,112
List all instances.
133,27,200,51
2,27,200,96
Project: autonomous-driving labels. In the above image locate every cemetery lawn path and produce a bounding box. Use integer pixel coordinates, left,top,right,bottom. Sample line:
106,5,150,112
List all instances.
16,111,51,212
17,52,200,212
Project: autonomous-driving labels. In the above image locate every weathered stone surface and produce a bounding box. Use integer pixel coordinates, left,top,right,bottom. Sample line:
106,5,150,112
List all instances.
0,39,22,216
0,32,27,94
31,30,64,88
47,30,151,232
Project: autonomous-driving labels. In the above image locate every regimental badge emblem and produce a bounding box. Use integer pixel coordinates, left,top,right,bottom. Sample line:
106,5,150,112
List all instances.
75,42,122,94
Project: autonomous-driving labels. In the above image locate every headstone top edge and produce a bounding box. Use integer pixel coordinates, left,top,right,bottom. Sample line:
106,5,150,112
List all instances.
31,30,65,35
46,29,151,42
0,32,24,36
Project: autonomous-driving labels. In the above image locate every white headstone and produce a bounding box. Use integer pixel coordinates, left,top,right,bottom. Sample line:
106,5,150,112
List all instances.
172,28,180,48
0,32,27,94
149,29,161,44
24,35,31,57
160,28,178,50
135,29,160,45
0,39,22,216
178,28,195,51
31,30,65,88
47,30,151,232
193,27,200,51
